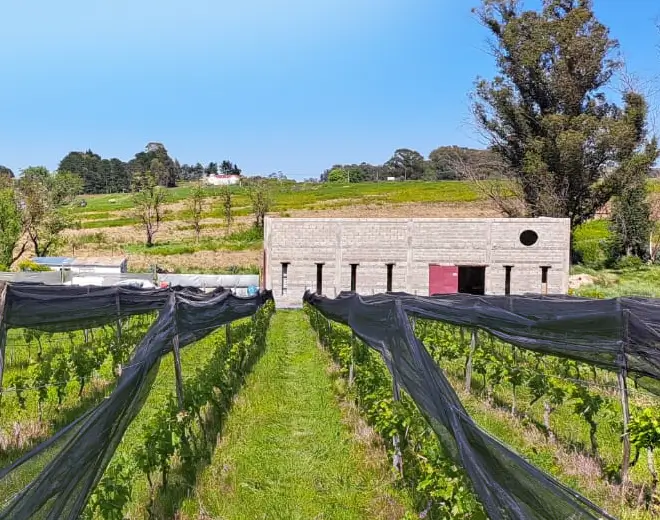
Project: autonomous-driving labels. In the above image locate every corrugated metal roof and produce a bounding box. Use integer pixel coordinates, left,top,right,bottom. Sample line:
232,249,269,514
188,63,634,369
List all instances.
32,257,75,265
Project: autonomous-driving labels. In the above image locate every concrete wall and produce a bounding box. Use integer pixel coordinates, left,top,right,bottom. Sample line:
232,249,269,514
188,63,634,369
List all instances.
264,217,571,307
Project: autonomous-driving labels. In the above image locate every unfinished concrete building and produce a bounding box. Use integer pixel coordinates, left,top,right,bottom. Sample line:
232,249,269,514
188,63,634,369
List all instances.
263,217,571,307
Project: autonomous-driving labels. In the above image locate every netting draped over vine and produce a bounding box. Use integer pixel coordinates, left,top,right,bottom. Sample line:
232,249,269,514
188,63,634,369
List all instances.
303,290,660,520
0,283,273,520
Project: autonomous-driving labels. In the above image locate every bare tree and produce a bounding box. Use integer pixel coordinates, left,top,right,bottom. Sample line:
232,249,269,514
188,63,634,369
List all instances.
246,179,272,229
220,185,234,235
187,181,206,242
446,150,527,217
132,171,166,247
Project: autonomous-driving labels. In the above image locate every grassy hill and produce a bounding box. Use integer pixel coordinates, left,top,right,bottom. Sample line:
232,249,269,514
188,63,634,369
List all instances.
62,180,498,273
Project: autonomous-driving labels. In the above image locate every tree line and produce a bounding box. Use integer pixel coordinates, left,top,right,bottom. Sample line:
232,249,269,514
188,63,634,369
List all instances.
54,142,241,195
321,146,497,183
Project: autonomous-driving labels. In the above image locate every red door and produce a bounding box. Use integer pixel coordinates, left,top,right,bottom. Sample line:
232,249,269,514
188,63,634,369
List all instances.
429,265,458,296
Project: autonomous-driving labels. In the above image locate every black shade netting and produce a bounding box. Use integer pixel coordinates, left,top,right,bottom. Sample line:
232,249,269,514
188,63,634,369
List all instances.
0,284,272,520
303,290,660,520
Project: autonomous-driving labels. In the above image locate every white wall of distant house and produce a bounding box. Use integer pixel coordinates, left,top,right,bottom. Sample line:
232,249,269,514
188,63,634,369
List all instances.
206,174,241,186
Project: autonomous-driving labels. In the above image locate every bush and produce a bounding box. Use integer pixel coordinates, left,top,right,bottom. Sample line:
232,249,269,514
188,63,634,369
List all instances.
17,260,53,272
613,255,644,271
572,221,610,269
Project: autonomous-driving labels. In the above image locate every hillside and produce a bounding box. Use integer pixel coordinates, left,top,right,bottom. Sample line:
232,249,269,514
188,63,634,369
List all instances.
61,181,501,273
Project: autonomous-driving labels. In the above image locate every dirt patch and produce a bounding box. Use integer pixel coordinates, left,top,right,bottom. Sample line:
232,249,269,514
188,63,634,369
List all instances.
128,249,261,272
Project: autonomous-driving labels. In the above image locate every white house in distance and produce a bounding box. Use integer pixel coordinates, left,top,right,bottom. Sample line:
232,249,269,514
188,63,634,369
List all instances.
206,174,241,186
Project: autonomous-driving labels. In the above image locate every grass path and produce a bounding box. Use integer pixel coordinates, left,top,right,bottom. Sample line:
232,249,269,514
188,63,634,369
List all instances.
180,310,409,520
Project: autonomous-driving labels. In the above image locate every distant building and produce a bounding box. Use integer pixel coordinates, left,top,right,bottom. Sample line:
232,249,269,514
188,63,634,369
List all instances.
206,174,241,186
263,217,571,307
32,256,128,275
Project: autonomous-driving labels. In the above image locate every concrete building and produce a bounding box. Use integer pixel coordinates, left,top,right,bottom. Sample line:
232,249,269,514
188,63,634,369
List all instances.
206,174,241,186
263,217,571,307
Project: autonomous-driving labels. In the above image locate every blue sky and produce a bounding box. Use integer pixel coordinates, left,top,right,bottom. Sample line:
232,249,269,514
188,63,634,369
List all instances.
1,1,659,180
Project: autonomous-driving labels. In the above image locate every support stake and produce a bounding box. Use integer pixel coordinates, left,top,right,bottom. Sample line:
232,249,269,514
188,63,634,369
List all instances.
619,310,631,492
392,379,404,477
348,332,356,386
226,323,232,348
465,329,477,394
0,282,8,412
171,298,185,411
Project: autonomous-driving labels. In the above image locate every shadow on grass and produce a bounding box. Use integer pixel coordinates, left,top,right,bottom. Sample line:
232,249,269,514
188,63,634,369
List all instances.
148,314,273,519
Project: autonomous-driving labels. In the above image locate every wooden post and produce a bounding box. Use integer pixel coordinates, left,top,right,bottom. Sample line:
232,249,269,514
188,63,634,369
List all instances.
226,323,232,348
171,299,185,411
465,329,477,394
392,379,403,477
619,310,631,491
348,332,356,386
0,282,8,410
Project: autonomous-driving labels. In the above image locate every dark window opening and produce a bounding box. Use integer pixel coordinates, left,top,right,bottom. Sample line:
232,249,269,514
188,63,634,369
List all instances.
350,264,358,292
316,263,324,295
458,266,486,295
281,262,289,296
386,263,394,292
504,266,512,295
541,266,550,295
520,230,539,247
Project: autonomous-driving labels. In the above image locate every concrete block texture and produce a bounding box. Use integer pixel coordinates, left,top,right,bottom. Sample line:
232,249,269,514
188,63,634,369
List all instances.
264,217,571,307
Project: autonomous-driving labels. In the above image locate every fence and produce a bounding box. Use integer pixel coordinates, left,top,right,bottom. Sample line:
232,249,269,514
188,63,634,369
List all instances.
0,282,273,519
304,291,660,520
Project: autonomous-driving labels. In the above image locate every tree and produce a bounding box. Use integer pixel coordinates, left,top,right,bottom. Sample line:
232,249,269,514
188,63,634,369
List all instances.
221,185,233,232
385,149,425,180
0,165,15,181
327,168,349,183
129,143,180,188
131,171,167,247
246,179,272,228
220,160,241,176
17,167,83,257
0,186,25,269
187,182,206,242
609,94,657,261
205,162,218,176
472,0,658,230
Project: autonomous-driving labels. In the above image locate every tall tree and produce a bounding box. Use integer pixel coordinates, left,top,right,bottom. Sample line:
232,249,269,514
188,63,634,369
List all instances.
385,149,425,180
0,186,25,269
473,0,658,229
17,167,83,257
220,160,241,176
0,165,15,181
129,143,180,188
131,171,167,247
609,93,657,260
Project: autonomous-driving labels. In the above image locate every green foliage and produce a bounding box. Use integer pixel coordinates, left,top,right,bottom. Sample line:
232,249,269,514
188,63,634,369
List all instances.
220,185,233,229
84,302,274,519
385,148,426,181
186,182,206,242
0,186,24,269
17,167,83,257
473,0,657,229
306,307,485,519
131,171,167,247
573,220,611,268
245,179,272,228
327,168,350,183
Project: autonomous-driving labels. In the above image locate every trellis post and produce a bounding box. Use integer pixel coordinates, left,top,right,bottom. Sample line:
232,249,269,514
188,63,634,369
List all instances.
465,329,477,394
619,309,631,491
0,282,8,410
348,332,356,386
392,378,404,477
171,298,185,411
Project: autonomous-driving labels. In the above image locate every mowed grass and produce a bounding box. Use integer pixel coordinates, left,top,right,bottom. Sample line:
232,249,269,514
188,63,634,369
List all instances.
181,310,410,520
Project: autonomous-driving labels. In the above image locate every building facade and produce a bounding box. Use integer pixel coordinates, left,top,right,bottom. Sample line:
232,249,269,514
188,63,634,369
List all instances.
263,217,571,307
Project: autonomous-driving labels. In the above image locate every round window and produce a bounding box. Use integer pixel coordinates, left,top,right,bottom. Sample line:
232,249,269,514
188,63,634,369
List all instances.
519,230,539,247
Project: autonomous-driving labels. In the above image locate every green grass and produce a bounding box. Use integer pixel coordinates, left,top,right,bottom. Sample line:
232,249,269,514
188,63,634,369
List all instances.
73,180,485,216
124,226,263,256
181,310,411,520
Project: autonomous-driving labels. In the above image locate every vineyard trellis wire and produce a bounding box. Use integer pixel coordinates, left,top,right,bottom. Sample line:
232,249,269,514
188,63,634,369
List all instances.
304,290,660,520
0,282,273,520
